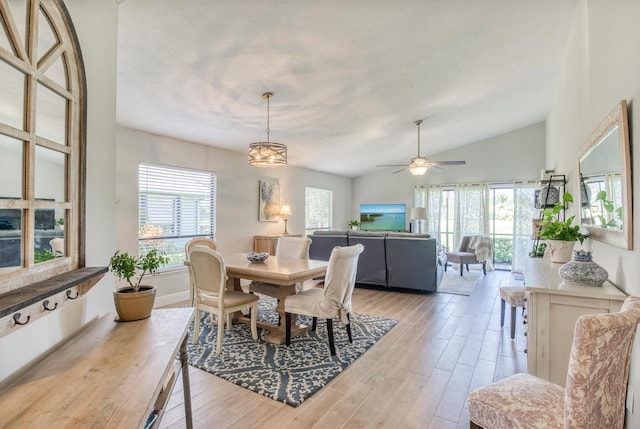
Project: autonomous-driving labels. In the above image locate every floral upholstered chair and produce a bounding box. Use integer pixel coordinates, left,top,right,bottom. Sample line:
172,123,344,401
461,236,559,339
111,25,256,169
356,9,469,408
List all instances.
467,295,640,429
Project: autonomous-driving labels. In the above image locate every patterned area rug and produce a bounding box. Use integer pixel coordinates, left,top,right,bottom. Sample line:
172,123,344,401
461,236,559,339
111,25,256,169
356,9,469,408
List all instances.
438,266,484,295
187,296,397,407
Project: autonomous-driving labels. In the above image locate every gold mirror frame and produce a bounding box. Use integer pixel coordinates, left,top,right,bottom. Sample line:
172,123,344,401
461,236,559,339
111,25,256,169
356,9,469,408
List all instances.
577,100,632,249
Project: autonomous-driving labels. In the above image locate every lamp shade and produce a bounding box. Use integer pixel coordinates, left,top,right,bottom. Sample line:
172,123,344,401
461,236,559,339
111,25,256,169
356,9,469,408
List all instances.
280,203,292,219
410,207,427,220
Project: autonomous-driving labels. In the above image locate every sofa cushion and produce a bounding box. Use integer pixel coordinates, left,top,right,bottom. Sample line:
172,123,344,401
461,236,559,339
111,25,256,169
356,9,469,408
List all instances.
386,232,431,238
348,230,388,237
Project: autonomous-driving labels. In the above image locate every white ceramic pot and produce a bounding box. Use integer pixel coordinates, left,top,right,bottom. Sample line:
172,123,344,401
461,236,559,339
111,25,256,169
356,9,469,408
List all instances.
545,240,576,264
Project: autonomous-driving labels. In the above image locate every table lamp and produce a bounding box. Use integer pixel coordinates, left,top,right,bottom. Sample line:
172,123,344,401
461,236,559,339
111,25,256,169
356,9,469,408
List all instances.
410,207,427,234
280,203,292,235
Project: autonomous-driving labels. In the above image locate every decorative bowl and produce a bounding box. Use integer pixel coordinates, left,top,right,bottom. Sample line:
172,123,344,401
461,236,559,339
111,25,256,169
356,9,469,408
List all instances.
245,252,269,263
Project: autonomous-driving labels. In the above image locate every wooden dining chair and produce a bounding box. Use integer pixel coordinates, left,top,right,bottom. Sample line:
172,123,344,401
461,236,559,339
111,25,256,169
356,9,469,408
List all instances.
284,244,364,356
184,237,217,306
467,295,640,428
188,245,259,354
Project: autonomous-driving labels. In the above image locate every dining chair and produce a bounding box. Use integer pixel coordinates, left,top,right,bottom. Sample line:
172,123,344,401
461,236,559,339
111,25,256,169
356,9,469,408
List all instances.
249,236,312,298
284,244,364,356
467,295,640,429
49,238,64,256
184,237,217,306
188,245,259,354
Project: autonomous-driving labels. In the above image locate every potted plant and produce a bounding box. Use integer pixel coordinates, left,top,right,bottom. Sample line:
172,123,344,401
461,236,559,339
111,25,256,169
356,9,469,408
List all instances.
538,192,587,263
109,248,169,321
347,219,360,230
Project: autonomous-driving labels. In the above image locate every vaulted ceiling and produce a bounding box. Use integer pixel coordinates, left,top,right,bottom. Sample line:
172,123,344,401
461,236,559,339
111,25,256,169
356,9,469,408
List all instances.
116,0,577,177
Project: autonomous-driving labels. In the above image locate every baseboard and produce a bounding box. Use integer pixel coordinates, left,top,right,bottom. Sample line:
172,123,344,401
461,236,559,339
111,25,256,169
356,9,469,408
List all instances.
155,290,190,308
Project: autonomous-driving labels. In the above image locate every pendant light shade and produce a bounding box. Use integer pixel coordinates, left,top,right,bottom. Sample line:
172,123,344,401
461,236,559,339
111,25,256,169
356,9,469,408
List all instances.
248,92,287,167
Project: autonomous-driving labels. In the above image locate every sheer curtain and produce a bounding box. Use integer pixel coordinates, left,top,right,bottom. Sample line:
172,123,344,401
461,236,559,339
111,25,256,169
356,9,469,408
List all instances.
414,185,442,238
512,182,537,273
453,184,489,248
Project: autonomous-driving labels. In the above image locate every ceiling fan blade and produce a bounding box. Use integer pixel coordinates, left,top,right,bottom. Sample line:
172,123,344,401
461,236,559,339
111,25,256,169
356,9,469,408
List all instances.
376,164,409,167
392,167,407,174
426,160,466,166
429,165,443,172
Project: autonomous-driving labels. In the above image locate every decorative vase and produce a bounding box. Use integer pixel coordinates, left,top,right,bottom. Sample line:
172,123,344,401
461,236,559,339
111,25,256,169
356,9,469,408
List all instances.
558,250,608,287
113,285,156,321
545,240,575,263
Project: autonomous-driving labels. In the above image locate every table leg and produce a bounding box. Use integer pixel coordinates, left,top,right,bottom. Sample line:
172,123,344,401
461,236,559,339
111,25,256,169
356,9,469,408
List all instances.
179,337,193,429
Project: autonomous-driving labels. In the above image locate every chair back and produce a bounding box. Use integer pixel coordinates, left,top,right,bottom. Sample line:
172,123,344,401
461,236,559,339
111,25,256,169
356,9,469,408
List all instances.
276,236,311,259
322,244,364,323
188,246,227,303
564,296,640,428
185,237,217,255
49,238,64,255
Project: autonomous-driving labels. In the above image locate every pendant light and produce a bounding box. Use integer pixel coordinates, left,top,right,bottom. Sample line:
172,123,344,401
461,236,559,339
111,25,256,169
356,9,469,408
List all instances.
248,92,287,167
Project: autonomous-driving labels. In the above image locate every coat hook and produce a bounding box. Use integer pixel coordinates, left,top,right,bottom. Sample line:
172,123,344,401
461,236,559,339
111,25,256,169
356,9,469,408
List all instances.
66,289,79,300
13,312,30,326
43,300,58,311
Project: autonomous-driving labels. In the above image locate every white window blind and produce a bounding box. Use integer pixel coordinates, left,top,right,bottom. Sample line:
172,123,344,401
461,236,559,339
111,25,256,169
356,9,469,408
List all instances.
305,187,333,235
139,163,216,267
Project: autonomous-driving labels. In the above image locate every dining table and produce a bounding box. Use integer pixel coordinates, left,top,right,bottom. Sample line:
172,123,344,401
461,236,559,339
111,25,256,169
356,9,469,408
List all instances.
223,253,329,344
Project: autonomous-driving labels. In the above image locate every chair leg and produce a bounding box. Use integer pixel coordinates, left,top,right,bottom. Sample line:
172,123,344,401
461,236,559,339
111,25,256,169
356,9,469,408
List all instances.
285,312,292,345
312,317,317,332
470,422,483,429
482,261,486,275
459,263,464,276
346,313,353,343
510,306,516,339
326,318,336,356
466,264,470,272
500,299,506,327
192,308,200,345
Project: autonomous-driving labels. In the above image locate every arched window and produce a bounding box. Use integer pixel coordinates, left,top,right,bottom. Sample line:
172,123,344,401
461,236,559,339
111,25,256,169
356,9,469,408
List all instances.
0,0,85,293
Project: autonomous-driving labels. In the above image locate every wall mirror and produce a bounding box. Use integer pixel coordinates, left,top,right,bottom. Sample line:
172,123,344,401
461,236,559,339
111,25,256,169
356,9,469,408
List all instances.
578,100,632,249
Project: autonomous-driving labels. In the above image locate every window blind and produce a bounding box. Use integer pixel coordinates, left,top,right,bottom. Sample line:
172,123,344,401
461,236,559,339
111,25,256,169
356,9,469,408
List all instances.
139,163,216,267
305,187,333,235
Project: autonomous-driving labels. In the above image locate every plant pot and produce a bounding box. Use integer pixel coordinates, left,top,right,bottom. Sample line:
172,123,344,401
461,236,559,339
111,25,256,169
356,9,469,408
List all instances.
545,240,576,264
113,285,156,322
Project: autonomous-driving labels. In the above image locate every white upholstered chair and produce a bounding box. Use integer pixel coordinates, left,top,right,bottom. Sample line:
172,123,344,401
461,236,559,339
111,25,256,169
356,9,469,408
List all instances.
249,236,312,298
467,295,640,429
284,244,364,356
184,237,217,306
49,238,64,256
188,245,259,354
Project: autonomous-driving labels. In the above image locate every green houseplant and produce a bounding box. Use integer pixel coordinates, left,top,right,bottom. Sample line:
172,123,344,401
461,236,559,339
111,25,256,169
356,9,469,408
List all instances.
538,192,587,263
109,249,169,321
347,219,360,230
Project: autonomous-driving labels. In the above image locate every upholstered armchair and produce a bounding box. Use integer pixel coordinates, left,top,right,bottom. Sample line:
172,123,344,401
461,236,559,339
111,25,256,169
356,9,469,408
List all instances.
467,295,640,428
445,235,492,276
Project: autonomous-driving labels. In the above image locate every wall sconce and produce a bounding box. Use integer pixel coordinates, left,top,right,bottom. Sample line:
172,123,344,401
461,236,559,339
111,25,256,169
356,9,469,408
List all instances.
280,203,292,235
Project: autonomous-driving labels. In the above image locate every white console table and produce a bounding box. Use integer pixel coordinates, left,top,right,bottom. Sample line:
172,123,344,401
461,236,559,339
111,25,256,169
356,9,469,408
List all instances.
524,257,626,386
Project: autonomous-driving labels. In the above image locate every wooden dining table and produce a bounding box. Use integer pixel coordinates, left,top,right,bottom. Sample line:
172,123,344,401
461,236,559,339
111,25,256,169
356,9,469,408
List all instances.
223,253,329,344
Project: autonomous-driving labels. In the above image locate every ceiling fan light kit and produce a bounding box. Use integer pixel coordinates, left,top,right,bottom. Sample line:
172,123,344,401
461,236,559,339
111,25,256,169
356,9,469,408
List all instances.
248,92,287,167
376,119,466,174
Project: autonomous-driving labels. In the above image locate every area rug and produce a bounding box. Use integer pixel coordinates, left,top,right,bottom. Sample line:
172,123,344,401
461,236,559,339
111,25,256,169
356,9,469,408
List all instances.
438,267,483,296
186,296,397,407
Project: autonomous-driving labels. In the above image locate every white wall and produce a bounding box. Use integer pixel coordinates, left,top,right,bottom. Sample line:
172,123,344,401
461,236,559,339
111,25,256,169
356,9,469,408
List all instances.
0,0,118,388
352,122,546,226
115,126,352,304
546,1,640,425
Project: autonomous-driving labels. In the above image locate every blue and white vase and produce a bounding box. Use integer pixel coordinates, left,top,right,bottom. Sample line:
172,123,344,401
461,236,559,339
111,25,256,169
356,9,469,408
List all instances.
558,250,608,287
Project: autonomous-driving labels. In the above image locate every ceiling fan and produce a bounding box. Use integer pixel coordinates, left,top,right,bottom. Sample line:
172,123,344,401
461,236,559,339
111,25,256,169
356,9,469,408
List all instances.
377,120,466,176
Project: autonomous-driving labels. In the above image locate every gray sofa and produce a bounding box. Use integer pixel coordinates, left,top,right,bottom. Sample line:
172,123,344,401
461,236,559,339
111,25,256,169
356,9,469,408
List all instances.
309,230,444,293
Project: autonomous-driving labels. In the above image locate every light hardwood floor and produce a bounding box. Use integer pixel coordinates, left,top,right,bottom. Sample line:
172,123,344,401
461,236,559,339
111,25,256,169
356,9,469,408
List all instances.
161,269,526,429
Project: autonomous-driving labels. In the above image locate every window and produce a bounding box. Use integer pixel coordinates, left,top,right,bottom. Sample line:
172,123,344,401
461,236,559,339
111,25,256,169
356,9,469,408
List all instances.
138,163,216,268
0,0,84,293
305,187,332,235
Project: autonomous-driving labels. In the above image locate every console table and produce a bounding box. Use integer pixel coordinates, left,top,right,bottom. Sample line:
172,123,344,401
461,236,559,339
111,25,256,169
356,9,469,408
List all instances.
254,234,301,255
0,308,194,429
524,257,626,386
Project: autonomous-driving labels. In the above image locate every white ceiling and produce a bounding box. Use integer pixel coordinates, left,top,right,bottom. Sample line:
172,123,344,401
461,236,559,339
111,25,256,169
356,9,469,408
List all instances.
116,0,577,178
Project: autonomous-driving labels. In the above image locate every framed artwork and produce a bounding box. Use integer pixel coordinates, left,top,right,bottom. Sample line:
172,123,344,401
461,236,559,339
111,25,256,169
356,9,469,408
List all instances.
259,179,280,222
